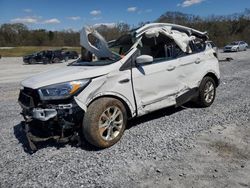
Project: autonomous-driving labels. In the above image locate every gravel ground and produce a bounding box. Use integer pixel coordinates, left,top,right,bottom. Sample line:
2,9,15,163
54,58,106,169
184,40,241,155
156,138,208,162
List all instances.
0,51,249,187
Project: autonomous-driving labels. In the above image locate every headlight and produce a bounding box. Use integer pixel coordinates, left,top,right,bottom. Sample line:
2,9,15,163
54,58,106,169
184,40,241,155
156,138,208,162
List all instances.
38,79,90,100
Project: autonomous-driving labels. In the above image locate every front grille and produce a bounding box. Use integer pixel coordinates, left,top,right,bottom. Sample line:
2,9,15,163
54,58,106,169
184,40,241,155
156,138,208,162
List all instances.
18,87,41,108
18,91,35,108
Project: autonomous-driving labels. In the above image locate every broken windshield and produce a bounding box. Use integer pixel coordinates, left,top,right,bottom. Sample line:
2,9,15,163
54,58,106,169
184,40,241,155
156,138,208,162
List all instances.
80,26,134,60
108,34,134,56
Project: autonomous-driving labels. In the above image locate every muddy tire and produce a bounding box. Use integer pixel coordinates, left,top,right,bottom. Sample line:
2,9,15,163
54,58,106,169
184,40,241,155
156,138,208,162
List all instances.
196,76,216,107
83,97,127,148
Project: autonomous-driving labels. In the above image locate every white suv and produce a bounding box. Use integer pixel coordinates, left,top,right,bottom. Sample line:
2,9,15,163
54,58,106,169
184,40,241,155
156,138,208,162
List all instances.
18,23,220,150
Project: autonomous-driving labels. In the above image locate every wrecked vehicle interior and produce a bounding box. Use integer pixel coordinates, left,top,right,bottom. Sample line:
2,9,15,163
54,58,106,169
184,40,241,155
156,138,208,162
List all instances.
18,23,220,151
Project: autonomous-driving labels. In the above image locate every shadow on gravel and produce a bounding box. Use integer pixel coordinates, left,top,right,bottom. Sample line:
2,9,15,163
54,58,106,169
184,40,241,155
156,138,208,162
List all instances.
127,105,185,129
13,104,194,154
13,123,98,154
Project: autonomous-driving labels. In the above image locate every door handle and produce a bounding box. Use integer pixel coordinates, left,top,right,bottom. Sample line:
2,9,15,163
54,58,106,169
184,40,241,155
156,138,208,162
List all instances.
119,78,130,84
166,66,176,71
195,58,201,64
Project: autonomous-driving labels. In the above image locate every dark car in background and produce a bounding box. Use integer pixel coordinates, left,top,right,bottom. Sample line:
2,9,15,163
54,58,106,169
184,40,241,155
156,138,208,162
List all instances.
63,51,79,60
23,50,65,64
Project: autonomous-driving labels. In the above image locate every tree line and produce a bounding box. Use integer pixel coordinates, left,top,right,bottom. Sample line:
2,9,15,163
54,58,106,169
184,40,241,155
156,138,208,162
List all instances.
156,9,250,47
0,9,250,47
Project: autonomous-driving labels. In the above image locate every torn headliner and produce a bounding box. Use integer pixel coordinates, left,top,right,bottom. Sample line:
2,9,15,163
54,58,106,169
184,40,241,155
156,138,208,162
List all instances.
134,23,208,39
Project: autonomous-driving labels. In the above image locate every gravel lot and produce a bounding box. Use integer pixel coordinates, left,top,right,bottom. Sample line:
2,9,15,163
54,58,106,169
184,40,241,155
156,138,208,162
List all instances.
0,51,249,188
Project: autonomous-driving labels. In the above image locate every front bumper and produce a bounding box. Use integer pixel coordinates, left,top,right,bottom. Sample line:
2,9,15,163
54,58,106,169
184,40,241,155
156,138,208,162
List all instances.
23,58,29,63
32,108,57,121
18,89,84,152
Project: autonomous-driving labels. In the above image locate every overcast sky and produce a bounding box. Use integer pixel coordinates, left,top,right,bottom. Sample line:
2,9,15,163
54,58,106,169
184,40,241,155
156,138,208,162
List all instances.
0,0,249,30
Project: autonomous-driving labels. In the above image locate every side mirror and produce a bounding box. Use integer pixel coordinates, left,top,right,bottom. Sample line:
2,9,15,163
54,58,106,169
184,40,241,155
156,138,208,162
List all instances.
136,55,153,65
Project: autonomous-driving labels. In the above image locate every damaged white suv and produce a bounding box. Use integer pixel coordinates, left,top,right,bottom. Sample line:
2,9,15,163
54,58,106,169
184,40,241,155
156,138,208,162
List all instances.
18,23,220,150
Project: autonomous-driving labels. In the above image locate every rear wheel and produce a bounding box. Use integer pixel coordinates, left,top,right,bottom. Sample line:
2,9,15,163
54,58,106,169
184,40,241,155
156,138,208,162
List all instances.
196,77,216,107
83,97,127,148
53,57,60,63
29,58,36,64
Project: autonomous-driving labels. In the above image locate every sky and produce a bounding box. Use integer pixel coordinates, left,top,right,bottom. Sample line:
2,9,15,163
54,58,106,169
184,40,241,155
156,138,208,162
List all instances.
0,0,250,31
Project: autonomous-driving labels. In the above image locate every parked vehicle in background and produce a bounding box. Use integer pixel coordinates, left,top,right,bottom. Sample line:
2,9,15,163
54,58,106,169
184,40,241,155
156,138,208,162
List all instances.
48,50,65,64
23,50,65,64
223,41,248,52
206,41,218,58
63,51,79,60
19,23,220,151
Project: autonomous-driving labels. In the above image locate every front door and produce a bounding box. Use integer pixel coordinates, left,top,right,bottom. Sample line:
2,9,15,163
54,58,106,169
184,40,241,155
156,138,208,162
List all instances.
131,33,191,115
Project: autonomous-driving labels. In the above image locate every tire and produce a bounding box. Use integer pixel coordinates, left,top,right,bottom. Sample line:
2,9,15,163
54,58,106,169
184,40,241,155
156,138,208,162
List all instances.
196,76,216,107
42,58,49,64
83,97,127,148
29,58,36,64
53,57,60,63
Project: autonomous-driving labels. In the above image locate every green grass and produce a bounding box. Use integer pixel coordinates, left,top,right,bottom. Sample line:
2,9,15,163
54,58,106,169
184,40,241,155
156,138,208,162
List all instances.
0,46,81,57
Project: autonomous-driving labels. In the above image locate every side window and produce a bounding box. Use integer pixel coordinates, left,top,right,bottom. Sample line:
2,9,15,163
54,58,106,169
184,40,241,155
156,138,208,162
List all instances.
138,33,186,63
190,39,206,53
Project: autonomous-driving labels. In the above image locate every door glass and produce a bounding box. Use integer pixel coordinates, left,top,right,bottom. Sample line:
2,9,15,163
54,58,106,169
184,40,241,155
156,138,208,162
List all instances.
137,33,186,64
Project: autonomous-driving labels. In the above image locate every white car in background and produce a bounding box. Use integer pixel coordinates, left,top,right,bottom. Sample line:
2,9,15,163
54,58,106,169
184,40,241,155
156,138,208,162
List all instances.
224,41,248,52
18,23,220,150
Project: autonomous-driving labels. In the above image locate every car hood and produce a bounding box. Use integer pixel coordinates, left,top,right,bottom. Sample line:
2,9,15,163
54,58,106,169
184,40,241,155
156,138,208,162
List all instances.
21,64,115,89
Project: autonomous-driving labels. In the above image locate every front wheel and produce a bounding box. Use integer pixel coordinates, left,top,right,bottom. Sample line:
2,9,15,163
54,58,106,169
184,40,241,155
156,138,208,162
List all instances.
196,77,216,107
83,97,127,148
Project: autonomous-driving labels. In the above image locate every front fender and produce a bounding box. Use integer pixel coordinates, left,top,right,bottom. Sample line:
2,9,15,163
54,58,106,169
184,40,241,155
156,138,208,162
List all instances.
74,91,136,117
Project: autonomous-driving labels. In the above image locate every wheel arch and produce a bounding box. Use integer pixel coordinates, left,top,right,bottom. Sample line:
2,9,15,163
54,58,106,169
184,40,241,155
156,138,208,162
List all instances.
86,94,135,119
203,72,220,87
